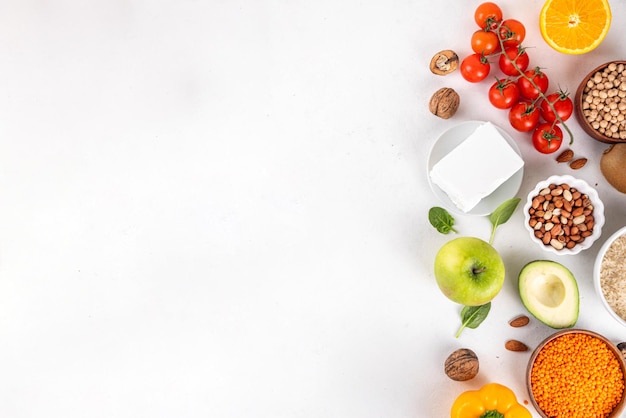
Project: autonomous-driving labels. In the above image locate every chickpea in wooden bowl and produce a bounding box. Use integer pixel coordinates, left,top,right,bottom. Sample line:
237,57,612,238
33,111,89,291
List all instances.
575,60,626,143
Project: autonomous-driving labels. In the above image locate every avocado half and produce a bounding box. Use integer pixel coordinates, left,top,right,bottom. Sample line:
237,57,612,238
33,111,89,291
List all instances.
518,260,579,329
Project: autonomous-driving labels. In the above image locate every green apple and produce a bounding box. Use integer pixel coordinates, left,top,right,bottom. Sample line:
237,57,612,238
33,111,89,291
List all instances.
434,236,505,306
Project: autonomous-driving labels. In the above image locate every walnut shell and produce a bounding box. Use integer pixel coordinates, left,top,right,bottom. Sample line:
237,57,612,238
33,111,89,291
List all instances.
429,87,460,119
444,348,479,381
429,50,459,75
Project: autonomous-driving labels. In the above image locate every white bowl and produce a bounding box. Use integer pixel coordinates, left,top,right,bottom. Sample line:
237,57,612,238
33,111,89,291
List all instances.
593,226,626,327
523,175,605,255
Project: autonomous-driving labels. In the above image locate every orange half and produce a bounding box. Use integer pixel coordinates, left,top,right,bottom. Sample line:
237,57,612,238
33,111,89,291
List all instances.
539,0,612,54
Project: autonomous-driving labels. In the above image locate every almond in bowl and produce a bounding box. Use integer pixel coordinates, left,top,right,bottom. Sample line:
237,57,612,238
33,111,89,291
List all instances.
523,175,605,255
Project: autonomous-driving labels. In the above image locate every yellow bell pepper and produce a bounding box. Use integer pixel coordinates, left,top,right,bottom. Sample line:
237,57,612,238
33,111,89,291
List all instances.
450,383,532,418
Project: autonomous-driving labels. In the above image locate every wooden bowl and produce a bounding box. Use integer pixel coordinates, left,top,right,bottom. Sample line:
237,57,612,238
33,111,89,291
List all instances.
527,329,626,417
574,60,626,144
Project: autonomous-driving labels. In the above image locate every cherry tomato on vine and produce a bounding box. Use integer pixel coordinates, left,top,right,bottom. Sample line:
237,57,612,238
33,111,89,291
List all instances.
498,46,529,77
509,101,540,132
460,53,490,83
539,91,573,123
532,123,563,154
474,2,502,29
471,29,500,55
488,78,520,109
518,68,549,100
499,19,526,48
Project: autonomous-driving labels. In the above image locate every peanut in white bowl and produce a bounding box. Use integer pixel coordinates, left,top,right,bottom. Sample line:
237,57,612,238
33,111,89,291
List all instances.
523,175,605,255
593,226,626,327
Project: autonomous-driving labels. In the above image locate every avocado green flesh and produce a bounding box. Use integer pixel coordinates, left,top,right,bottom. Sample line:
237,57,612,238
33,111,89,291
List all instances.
518,260,579,329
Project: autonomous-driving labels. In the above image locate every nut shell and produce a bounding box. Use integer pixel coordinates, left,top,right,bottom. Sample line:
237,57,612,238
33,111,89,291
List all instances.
429,87,460,119
444,348,479,381
430,50,459,75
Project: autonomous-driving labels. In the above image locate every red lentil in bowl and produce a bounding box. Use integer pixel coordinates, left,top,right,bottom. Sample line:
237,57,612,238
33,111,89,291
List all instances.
527,330,626,418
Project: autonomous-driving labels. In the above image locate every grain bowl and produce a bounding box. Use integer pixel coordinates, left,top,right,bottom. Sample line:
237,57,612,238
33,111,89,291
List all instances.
594,226,626,327
527,329,626,418
523,175,604,255
575,60,626,143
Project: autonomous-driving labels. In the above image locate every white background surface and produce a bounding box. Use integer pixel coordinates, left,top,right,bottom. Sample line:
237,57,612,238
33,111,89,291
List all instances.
0,1,625,417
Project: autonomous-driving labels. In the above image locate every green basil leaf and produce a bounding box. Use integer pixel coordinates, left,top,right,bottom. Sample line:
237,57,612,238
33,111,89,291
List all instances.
428,206,457,234
455,302,491,338
488,197,521,244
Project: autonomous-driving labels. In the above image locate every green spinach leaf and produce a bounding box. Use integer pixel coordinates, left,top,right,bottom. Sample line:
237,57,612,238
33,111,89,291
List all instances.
455,302,491,338
428,206,457,234
488,197,521,244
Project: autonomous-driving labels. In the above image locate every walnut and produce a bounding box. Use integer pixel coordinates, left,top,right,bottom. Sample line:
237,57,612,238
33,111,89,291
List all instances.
444,348,479,381
429,50,459,75
429,87,460,119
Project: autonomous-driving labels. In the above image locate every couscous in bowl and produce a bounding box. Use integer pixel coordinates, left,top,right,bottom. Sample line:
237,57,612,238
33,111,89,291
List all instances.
594,226,626,327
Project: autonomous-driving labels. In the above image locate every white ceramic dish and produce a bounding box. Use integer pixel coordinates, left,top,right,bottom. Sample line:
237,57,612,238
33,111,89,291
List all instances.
523,175,605,255
427,120,524,216
593,226,626,327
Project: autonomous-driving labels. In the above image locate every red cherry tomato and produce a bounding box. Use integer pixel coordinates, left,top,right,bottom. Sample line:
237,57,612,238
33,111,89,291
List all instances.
471,29,500,55
518,68,549,100
509,101,540,132
498,46,529,77
539,91,574,123
460,53,491,83
474,2,503,29
488,78,520,109
499,19,526,48
532,123,563,154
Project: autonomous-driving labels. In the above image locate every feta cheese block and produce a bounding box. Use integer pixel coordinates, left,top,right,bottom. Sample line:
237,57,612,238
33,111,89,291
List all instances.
430,122,524,213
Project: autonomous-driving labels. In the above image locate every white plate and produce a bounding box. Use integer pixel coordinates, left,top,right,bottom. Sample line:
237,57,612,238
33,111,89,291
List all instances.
426,120,524,216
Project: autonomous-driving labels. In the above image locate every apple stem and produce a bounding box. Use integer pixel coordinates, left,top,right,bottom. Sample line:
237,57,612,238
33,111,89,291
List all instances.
473,266,487,274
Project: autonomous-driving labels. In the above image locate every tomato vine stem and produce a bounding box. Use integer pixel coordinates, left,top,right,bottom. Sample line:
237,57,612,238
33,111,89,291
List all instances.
487,21,574,145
